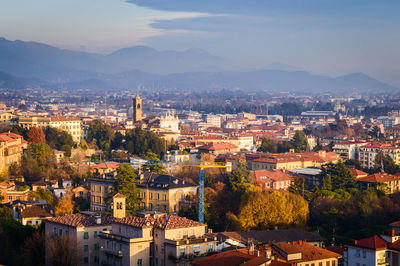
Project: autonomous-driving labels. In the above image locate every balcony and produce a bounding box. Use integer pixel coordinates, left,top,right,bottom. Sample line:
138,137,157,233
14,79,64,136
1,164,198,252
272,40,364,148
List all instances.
101,247,123,258
377,258,389,265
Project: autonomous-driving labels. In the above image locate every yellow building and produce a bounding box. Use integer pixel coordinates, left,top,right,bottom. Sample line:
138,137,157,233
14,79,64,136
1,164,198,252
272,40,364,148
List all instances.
248,151,340,171
0,132,27,173
0,112,17,123
18,115,82,142
89,171,198,214
137,172,198,214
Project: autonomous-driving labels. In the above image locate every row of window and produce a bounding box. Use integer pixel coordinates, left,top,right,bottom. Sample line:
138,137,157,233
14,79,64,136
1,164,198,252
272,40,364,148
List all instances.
303,261,336,266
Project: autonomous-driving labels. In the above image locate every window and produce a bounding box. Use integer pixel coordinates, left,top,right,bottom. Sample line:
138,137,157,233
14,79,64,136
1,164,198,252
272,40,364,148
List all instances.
332,261,336,266
157,193,160,200
94,231,98,238
150,193,153,200
84,245,89,252
355,249,360,257
137,259,142,266
83,232,89,239
319,263,322,266
179,247,186,257
193,245,201,254
94,244,99,250
59,229,62,236
362,250,366,258
326,262,330,266
94,256,98,262
83,257,88,264
208,243,214,252
163,194,167,201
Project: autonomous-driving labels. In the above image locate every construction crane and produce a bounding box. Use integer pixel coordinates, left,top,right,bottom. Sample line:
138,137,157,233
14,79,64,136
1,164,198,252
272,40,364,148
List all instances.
196,162,227,223
48,157,229,223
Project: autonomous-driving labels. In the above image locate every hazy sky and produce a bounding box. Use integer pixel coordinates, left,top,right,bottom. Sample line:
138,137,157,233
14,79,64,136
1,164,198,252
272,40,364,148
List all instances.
1,0,400,86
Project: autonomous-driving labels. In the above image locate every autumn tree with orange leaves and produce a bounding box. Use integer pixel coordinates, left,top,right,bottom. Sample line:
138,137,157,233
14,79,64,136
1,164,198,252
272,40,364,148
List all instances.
27,127,46,144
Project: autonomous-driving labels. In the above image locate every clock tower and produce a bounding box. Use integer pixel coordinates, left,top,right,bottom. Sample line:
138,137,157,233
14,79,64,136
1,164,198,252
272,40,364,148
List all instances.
133,90,142,122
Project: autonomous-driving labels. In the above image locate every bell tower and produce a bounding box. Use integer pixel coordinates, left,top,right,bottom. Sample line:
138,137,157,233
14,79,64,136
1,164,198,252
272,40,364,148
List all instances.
133,90,142,122
112,193,126,218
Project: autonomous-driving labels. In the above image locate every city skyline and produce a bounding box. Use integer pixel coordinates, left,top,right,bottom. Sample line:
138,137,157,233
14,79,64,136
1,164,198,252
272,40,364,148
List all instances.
1,0,399,87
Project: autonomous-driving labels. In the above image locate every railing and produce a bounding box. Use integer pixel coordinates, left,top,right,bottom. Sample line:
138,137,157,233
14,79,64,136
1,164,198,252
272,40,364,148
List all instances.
377,258,389,265
100,247,123,257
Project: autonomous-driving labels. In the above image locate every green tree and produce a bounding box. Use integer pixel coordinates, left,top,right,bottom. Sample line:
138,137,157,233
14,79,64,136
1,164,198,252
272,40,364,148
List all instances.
29,188,55,207
374,151,399,174
290,131,308,152
86,119,114,153
142,151,166,174
321,161,356,190
114,164,141,215
258,137,277,153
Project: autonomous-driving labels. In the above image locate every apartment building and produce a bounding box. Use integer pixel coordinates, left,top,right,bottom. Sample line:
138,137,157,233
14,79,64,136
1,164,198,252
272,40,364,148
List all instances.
137,172,198,214
248,151,340,171
358,143,400,169
90,171,198,214
357,173,400,194
45,212,113,266
0,132,27,172
18,115,82,142
332,141,368,159
0,181,29,203
90,171,117,211
99,195,217,266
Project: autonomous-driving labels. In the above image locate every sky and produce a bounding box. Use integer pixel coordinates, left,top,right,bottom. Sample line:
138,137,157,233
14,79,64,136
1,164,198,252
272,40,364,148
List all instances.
1,0,400,86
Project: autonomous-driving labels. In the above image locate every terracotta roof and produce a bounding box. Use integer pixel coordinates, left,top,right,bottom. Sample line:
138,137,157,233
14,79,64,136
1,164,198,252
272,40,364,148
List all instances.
90,162,119,169
192,249,269,266
114,215,155,228
47,213,112,227
20,205,52,218
252,170,293,183
198,142,238,151
114,214,204,230
389,239,400,251
349,168,368,178
113,193,126,198
155,215,204,230
273,241,341,262
357,173,400,183
214,229,325,245
350,236,387,250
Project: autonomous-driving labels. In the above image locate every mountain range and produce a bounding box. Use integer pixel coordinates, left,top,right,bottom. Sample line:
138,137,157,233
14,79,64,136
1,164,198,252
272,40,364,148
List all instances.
0,37,397,93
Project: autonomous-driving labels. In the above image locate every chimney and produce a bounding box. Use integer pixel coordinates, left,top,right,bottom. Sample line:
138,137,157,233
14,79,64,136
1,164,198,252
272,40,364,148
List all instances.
95,215,102,225
265,248,271,259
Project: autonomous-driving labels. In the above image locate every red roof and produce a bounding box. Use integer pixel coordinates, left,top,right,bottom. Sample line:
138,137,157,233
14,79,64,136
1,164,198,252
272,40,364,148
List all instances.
252,170,293,183
357,173,400,183
155,215,204,230
352,236,387,250
198,142,238,151
192,249,269,266
349,168,368,178
47,213,112,227
90,162,119,169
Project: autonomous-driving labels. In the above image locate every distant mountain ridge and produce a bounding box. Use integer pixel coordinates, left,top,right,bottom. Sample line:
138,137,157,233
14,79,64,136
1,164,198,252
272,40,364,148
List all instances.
0,37,397,93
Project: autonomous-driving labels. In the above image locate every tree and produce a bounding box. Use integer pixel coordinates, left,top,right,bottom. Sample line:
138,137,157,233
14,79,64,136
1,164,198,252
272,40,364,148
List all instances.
114,164,141,215
29,188,55,207
20,231,45,266
142,151,166,174
290,131,308,152
321,161,356,190
86,119,114,153
27,127,45,144
54,191,74,216
47,235,77,266
374,151,399,174
258,137,277,153
44,127,74,152
237,190,309,231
